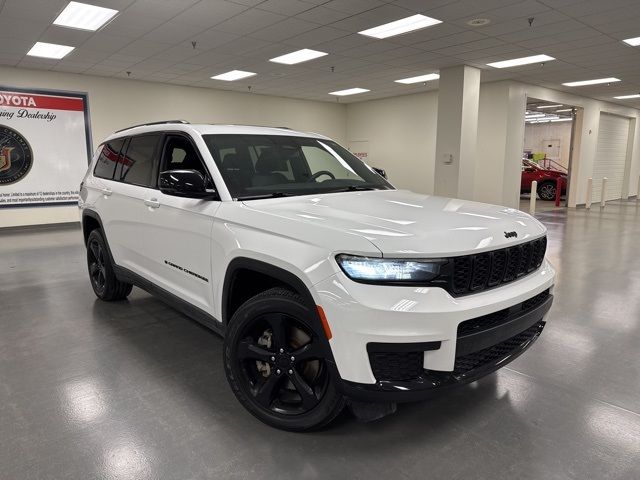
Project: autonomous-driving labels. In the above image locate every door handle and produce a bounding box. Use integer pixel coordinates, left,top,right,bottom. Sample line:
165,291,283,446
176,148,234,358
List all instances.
100,187,112,196
144,198,160,209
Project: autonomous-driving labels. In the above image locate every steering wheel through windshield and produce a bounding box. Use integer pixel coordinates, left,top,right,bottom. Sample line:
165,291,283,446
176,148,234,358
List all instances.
308,170,336,182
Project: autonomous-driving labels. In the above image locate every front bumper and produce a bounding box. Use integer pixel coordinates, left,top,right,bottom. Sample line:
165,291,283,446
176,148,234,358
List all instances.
314,259,555,401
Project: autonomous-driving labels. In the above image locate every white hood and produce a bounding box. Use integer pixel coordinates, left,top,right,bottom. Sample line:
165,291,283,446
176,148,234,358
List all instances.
241,189,546,258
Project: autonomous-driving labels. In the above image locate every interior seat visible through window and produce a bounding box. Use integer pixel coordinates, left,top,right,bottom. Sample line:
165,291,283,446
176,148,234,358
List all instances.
222,152,254,191
253,149,290,187
163,136,205,175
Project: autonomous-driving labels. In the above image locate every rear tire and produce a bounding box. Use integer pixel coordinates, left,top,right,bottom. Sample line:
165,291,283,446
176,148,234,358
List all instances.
223,287,345,431
86,229,133,301
537,181,557,201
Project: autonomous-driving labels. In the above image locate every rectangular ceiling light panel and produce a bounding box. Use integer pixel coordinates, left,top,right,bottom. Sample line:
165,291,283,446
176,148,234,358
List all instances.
395,73,440,84
536,104,563,109
329,88,370,96
211,70,256,81
27,42,75,59
359,14,442,39
562,77,620,87
487,54,555,68
270,49,328,65
53,1,118,31
614,94,640,99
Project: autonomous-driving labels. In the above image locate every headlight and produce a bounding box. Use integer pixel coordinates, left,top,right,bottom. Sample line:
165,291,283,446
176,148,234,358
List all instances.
336,254,442,283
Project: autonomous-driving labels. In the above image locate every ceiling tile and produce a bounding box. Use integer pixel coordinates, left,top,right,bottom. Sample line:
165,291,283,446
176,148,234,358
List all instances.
257,0,314,16
171,1,248,27
214,9,286,35
250,17,318,42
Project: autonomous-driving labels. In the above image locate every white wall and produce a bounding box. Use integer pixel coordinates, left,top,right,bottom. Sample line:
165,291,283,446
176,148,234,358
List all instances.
0,66,347,228
510,82,640,206
346,80,640,208
345,90,438,195
524,122,572,169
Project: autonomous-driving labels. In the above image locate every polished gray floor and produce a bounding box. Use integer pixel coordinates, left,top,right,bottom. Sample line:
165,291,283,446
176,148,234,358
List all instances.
1,202,640,480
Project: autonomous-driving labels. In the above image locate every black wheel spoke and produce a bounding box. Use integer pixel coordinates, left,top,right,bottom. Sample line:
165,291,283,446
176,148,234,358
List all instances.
291,342,322,363
253,373,282,407
288,370,319,410
234,309,330,418
89,263,99,277
264,314,288,349
89,241,102,266
237,339,273,362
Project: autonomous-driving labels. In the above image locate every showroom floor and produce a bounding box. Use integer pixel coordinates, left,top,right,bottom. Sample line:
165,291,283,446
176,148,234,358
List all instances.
2,202,640,480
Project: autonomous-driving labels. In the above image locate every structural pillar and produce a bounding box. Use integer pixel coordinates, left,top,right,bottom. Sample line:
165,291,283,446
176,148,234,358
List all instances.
434,65,481,200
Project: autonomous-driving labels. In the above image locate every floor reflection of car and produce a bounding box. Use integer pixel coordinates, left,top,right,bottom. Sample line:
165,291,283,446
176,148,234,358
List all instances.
521,159,567,201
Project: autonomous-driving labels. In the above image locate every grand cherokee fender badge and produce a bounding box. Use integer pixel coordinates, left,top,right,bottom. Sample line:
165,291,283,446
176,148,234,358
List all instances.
504,231,518,239
0,125,33,185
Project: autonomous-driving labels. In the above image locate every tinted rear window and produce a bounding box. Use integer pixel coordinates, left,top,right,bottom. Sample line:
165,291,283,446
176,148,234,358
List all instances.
115,134,161,187
94,138,124,180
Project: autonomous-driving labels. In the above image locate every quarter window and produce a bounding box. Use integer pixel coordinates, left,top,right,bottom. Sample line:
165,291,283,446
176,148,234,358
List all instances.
94,138,124,180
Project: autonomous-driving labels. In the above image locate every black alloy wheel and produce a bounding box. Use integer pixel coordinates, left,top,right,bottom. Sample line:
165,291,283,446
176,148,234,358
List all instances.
224,288,345,431
88,237,107,295
237,312,328,415
85,229,133,301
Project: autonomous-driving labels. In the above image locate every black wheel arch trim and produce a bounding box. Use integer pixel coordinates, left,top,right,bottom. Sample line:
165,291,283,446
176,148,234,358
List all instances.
222,257,318,325
222,257,342,383
82,210,116,263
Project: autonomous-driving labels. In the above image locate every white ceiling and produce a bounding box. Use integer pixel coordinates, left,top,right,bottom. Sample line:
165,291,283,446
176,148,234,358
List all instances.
1,0,640,105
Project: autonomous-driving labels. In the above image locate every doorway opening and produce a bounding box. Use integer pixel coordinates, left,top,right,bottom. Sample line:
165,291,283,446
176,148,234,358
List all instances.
520,98,576,213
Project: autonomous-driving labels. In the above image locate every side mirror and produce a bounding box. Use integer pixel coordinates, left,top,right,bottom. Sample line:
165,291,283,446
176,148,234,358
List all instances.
159,169,216,199
372,167,387,179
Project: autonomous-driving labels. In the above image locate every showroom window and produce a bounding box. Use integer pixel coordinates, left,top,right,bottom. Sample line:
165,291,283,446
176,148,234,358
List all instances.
115,134,161,187
94,138,125,180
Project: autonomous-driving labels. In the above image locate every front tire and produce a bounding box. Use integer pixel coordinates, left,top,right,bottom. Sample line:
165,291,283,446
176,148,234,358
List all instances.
223,287,345,431
86,229,133,301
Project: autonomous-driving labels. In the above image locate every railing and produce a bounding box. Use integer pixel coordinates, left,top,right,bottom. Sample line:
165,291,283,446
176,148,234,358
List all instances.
538,157,567,173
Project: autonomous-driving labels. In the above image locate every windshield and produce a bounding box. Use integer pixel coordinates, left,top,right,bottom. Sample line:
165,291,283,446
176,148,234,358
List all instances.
203,134,393,199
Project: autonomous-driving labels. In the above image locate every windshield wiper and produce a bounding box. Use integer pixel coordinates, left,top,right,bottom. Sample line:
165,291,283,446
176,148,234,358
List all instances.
327,185,377,193
237,192,293,200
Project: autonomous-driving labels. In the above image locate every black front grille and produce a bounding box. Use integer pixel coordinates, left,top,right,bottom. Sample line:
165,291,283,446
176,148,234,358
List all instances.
522,290,550,311
368,351,423,382
457,308,510,337
453,322,544,375
457,289,550,337
367,290,551,383
446,236,547,296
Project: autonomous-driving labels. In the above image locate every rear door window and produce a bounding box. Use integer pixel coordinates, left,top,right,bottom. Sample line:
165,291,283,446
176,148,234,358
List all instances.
115,134,161,187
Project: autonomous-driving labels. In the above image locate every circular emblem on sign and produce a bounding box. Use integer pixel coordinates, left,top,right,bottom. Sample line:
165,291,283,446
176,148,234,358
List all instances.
0,125,33,185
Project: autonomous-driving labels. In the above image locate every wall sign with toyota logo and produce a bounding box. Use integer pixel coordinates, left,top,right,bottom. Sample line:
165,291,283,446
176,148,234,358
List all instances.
0,86,92,208
0,125,33,185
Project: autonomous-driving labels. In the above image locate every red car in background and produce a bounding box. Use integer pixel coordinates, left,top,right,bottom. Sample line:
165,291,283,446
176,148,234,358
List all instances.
521,159,567,201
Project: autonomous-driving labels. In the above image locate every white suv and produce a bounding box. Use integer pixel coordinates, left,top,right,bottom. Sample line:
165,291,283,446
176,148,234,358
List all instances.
79,120,555,431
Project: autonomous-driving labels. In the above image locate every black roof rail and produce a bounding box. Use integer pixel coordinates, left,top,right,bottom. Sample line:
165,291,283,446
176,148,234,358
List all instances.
115,120,190,133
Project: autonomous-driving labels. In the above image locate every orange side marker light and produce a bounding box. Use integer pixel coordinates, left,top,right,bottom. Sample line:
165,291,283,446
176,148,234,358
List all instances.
316,305,332,340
